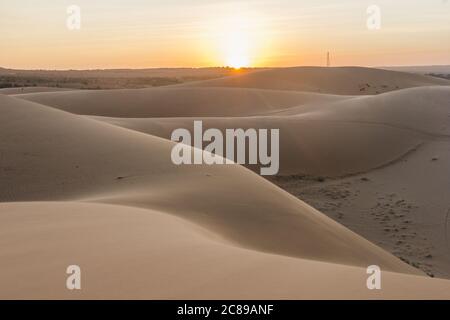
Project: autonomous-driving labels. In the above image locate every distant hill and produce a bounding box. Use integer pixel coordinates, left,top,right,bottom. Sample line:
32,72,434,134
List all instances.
180,66,450,95
0,67,260,90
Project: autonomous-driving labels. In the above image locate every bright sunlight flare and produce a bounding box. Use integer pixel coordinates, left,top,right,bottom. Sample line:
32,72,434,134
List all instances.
205,12,271,68
222,16,252,68
225,29,250,69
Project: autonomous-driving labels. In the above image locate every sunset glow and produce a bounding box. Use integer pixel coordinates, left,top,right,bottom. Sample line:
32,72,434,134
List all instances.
1,0,449,69
223,16,252,68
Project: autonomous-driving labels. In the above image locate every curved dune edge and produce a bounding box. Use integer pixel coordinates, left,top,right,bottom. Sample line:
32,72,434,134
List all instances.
91,114,424,177
1,201,450,300
15,83,450,177
13,86,349,118
0,94,420,275
82,86,450,176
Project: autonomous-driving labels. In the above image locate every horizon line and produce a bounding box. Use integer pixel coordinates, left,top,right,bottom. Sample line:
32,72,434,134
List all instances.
2,64,450,72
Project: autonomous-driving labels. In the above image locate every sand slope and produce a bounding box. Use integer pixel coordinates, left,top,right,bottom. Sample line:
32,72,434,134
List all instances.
80,86,448,177
2,66,450,298
2,201,450,299
14,87,347,117
0,94,419,274
285,86,450,136
180,66,450,95
16,81,450,177
271,139,450,279
15,79,449,177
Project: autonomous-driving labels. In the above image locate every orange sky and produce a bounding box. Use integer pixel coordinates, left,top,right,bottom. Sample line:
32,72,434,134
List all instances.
1,0,449,69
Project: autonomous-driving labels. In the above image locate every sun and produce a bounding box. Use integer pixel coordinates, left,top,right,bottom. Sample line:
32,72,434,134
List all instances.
227,54,249,69
223,17,251,69
209,13,269,69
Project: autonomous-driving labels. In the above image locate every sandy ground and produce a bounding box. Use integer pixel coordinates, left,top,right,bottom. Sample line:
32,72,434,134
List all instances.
2,201,450,299
270,139,450,279
1,66,450,299
180,66,449,95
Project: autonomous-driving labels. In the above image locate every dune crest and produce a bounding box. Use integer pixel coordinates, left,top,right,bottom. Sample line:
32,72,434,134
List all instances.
180,66,450,95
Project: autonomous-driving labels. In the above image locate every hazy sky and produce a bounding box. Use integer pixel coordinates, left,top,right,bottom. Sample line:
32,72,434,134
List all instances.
1,0,449,69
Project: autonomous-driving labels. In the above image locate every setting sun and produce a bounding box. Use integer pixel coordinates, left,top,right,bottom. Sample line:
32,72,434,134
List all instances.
226,49,250,69
220,16,253,68
227,54,249,69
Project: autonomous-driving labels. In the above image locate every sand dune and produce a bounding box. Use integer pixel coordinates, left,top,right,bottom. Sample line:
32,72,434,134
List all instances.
77,86,448,177
286,86,450,136
94,115,422,177
0,94,420,275
271,139,450,278
15,82,450,177
13,72,448,177
2,201,450,299
14,87,347,117
2,66,450,299
180,66,449,95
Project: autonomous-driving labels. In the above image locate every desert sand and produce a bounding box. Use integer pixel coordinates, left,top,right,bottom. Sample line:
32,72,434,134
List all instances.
2,201,450,299
180,66,449,94
1,66,450,299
